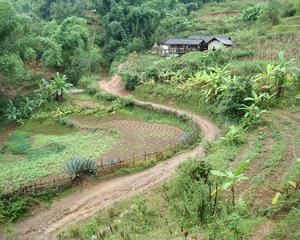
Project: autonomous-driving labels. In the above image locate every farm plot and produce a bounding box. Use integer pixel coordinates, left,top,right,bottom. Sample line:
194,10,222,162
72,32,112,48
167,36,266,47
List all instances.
71,117,184,163
0,120,119,189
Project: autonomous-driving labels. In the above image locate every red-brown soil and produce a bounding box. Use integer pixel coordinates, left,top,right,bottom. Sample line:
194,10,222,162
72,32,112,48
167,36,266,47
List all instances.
72,117,183,162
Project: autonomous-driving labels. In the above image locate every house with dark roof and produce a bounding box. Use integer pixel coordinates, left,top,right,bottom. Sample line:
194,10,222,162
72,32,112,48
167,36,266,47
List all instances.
160,35,234,55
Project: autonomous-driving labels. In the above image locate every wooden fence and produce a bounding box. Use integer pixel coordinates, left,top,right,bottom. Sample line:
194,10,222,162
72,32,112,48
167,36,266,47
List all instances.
1,102,201,200
0,145,180,200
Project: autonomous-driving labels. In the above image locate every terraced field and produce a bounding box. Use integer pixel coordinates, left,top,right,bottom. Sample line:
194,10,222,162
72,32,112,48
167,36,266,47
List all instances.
71,117,184,163
229,108,300,239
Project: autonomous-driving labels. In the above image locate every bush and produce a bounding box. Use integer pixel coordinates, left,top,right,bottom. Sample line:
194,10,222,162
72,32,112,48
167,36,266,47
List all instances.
232,50,255,59
65,157,97,180
259,0,280,25
179,132,195,146
120,96,135,107
98,92,118,102
0,189,59,223
168,159,218,228
223,126,246,145
281,3,297,18
241,4,264,22
218,76,253,119
78,75,99,96
124,72,140,91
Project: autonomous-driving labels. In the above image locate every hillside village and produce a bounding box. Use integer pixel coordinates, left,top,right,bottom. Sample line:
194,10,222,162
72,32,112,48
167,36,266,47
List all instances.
158,35,234,55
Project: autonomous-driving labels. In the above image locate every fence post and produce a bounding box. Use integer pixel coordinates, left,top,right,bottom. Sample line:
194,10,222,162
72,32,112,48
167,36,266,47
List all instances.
101,159,103,167
133,153,135,165
144,151,147,161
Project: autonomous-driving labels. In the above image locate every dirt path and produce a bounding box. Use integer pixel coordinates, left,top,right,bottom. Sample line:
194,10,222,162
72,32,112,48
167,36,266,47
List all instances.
10,73,219,240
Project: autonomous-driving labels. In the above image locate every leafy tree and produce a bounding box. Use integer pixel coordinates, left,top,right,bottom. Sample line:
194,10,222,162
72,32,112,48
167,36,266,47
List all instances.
0,0,17,39
260,0,280,25
0,54,27,82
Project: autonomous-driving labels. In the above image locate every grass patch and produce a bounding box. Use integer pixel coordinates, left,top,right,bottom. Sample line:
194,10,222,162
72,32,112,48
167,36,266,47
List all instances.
262,122,284,174
0,124,119,189
134,84,218,124
266,211,300,240
4,131,31,155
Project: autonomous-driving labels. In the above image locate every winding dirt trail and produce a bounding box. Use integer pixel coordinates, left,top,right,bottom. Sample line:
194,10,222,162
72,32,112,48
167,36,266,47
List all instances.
9,73,219,240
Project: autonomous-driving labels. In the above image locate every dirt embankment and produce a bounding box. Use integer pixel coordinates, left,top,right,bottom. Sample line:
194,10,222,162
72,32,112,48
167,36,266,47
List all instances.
9,73,219,240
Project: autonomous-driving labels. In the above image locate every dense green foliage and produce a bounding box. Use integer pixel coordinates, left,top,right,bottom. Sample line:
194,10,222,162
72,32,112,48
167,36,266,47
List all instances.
0,0,217,88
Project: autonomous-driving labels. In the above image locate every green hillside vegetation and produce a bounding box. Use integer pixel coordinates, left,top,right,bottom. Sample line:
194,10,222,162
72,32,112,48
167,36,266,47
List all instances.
0,0,299,239
59,0,300,239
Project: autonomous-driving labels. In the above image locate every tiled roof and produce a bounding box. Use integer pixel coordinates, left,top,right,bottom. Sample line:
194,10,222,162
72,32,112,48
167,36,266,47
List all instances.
188,35,234,45
164,38,204,45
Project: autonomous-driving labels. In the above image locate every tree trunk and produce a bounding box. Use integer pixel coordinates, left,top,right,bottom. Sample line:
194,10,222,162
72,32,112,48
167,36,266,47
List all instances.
276,86,283,98
231,186,235,206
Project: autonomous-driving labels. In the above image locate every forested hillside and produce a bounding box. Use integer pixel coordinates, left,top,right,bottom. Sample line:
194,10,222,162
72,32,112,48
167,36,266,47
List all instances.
0,0,212,84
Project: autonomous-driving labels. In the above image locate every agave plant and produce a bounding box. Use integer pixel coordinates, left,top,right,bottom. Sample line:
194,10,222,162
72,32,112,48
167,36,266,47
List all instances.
82,159,97,175
65,157,84,180
65,157,97,180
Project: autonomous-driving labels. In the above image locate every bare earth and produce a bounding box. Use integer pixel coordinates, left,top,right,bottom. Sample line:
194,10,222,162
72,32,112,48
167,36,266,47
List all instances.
10,73,219,240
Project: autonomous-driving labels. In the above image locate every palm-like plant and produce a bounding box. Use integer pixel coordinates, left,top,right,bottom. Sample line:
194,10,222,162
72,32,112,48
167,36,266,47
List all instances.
201,66,232,103
211,160,249,206
50,73,73,102
240,90,273,127
254,52,299,97
274,51,299,97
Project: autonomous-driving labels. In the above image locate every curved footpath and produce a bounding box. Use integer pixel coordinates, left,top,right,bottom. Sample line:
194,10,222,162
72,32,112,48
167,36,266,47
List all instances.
10,74,219,240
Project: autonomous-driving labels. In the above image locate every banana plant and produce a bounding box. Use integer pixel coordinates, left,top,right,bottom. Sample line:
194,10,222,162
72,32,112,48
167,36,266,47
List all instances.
253,52,299,97
211,160,249,206
50,73,73,102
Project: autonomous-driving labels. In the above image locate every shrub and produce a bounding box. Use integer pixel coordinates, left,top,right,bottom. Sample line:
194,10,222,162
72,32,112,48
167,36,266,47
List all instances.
281,3,297,18
119,96,135,107
179,132,195,146
223,126,246,145
232,50,255,59
218,76,253,120
241,4,264,22
99,92,118,102
124,72,140,91
259,0,280,25
168,159,218,229
78,75,99,96
65,157,97,180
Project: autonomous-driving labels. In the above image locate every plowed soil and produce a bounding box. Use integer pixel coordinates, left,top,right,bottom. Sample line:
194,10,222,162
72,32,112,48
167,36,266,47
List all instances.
72,117,184,162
